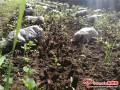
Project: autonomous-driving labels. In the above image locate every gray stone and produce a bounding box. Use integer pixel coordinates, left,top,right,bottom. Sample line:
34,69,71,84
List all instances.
73,27,98,43
48,6,57,10
63,3,69,7
75,10,88,17
24,16,45,25
88,14,103,24
78,8,86,11
58,3,63,6
42,5,57,11
93,9,103,14
26,3,32,8
24,7,35,17
0,25,43,48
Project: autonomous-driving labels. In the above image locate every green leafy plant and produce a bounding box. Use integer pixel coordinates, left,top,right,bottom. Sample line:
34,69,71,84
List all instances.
54,56,61,67
21,43,31,57
21,41,36,53
22,57,30,62
21,43,31,52
4,77,13,84
23,66,34,75
49,50,61,67
21,41,36,62
27,41,36,47
62,32,68,38
23,77,36,90
0,55,6,67
0,85,4,90
97,37,115,62
103,41,112,62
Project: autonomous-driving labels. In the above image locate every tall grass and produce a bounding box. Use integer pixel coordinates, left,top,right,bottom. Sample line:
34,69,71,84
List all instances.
5,0,25,90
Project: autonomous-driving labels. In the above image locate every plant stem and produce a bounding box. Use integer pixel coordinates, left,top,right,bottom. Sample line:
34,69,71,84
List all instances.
5,0,25,90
